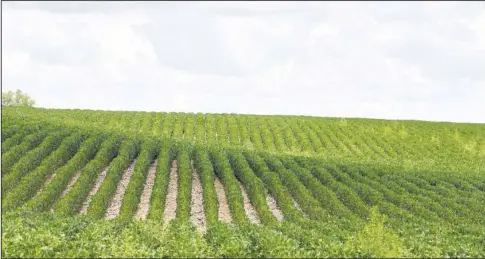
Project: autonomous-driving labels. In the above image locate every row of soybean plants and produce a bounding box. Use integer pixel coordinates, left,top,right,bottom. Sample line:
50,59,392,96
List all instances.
254,116,276,153
205,114,218,147
242,116,264,151
170,113,187,141
215,114,229,147
183,113,196,142
194,113,206,145
235,115,252,150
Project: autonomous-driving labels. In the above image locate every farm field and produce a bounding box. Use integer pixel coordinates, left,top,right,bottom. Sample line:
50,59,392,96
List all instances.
2,106,485,258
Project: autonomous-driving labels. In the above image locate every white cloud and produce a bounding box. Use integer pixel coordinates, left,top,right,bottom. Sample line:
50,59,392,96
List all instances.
2,1,485,123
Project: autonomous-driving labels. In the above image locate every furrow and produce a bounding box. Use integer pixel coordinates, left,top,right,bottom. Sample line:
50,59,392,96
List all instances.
51,171,81,213
238,181,261,225
79,166,109,215
163,160,178,227
190,163,207,233
135,160,158,220
266,194,284,221
36,172,57,197
214,177,232,223
105,159,137,220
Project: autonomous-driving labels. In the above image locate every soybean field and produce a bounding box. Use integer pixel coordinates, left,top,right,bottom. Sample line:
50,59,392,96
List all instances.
2,107,485,258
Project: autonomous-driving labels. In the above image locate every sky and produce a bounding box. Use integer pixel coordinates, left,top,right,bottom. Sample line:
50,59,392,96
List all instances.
2,1,485,123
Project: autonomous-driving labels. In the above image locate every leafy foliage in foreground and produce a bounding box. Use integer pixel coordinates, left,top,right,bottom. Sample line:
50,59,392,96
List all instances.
2,209,485,258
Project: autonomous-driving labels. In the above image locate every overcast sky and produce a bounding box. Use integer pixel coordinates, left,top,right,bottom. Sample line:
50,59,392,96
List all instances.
3,1,485,123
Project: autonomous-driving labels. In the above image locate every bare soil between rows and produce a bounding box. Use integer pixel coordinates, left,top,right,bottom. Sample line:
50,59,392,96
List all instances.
238,181,261,225
215,177,232,223
79,166,109,215
105,159,137,220
190,162,206,233
50,171,82,212
135,160,158,220
163,160,178,227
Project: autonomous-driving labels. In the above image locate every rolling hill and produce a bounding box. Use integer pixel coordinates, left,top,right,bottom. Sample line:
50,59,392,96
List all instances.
2,106,485,258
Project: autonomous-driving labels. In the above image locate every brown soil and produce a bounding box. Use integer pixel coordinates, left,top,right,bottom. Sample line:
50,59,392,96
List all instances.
163,160,178,228
214,177,232,223
135,160,158,220
238,181,261,225
105,159,137,220
190,161,206,233
61,171,82,197
266,194,284,221
79,166,109,215
51,171,82,213
36,172,57,196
